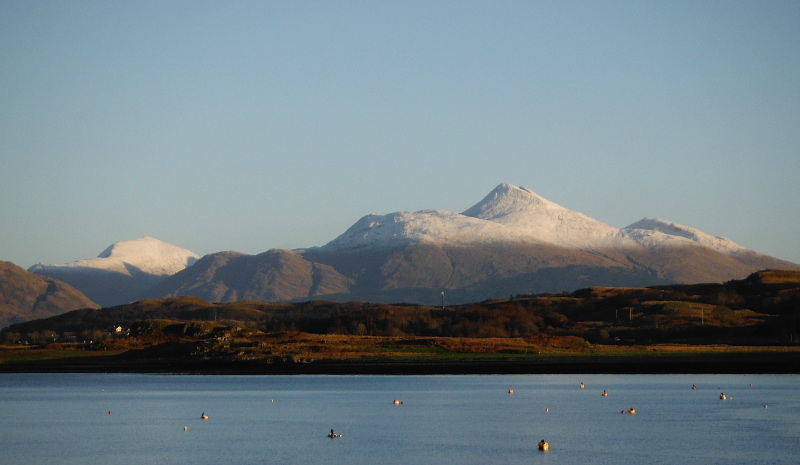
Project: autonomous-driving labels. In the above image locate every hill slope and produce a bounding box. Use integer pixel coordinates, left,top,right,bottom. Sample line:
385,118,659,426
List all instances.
0,261,99,329
146,249,353,302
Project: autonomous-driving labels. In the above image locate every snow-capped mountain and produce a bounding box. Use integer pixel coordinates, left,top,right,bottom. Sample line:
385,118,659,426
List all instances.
32,236,199,276
321,183,748,255
322,184,619,252
29,237,199,307
26,184,800,308
278,183,798,304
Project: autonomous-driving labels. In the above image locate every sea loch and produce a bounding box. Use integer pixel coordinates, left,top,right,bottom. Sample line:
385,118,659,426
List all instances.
1,374,798,465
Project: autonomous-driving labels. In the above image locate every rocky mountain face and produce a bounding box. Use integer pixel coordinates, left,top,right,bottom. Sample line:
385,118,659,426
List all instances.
0,261,99,329
26,184,800,308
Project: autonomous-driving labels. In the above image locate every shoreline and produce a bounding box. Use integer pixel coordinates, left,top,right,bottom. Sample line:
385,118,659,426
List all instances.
2,351,799,375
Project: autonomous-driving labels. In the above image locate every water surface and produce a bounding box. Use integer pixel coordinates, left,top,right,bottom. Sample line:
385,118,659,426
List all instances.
1,374,797,465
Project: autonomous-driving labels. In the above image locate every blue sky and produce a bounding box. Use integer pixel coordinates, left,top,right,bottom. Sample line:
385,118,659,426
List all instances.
2,0,798,268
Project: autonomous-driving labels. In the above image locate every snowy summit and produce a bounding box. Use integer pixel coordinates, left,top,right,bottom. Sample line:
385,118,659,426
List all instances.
322,183,746,254
31,236,199,276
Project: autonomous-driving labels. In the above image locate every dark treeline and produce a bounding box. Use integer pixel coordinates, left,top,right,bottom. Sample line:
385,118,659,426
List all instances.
258,301,571,338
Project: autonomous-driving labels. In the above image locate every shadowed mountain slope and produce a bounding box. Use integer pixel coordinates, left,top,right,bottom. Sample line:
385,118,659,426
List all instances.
0,261,99,329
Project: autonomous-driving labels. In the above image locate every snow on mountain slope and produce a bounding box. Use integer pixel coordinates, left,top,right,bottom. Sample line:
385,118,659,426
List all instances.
462,183,620,247
322,183,766,260
322,209,524,250
31,236,199,276
621,218,748,255
323,183,621,251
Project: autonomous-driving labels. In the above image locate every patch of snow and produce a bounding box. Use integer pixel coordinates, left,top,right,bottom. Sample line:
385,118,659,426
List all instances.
622,218,746,254
322,209,525,250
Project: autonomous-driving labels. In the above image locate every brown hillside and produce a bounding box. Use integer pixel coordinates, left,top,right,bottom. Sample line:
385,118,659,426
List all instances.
0,261,99,329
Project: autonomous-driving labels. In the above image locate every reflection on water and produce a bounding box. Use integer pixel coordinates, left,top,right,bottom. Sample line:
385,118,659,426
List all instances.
1,374,798,465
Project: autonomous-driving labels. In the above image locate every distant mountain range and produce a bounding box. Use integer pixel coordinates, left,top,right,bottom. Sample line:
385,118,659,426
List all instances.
24,183,800,309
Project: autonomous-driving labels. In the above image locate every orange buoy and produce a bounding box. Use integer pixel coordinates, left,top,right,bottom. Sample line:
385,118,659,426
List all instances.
538,439,549,451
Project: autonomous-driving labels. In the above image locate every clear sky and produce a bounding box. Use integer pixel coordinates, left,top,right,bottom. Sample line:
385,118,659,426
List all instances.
2,0,798,269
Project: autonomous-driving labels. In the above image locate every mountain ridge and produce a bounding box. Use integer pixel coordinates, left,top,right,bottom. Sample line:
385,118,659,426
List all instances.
23,183,800,308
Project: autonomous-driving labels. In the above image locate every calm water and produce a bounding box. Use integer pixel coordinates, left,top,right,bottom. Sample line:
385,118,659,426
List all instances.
1,373,798,465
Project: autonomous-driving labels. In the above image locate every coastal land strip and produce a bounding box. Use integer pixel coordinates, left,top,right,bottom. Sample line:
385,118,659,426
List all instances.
2,347,798,375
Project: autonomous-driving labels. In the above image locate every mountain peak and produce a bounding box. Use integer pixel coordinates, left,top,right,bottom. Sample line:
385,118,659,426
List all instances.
33,236,200,276
98,236,166,258
461,183,562,220
320,183,622,252
461,183,618,247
